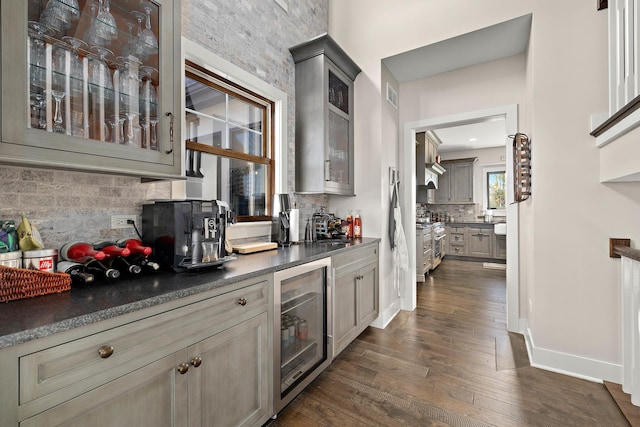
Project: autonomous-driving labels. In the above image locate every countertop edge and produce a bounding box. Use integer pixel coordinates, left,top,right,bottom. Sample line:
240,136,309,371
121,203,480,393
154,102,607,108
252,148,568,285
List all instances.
0,239,380,349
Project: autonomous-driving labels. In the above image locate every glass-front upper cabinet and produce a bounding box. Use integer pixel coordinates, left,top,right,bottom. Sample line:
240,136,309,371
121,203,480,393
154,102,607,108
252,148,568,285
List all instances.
0,0,181,179
290,34,361,196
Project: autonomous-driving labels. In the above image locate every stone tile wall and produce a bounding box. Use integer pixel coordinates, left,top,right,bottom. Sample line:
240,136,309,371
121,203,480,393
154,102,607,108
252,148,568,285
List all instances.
0,165,170,249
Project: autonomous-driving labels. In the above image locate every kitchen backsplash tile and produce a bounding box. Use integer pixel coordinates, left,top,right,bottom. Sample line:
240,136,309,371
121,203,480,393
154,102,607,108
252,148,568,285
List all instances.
419,203,505,223
0,165,170,249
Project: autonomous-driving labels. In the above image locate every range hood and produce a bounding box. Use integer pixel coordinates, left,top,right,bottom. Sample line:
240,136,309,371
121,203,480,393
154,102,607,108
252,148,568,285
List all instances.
422,168,438,190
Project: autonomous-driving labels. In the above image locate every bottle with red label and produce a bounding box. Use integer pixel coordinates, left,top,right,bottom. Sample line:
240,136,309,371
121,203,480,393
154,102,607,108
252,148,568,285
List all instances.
346,211,354,239
353,211,362,238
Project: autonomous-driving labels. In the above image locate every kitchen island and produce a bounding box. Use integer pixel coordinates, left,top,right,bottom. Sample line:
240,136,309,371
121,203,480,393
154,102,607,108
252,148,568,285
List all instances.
0,238,379,427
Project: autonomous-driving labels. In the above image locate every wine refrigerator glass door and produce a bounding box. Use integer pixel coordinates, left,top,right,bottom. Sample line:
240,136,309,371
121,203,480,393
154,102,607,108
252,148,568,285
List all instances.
274,257,332,412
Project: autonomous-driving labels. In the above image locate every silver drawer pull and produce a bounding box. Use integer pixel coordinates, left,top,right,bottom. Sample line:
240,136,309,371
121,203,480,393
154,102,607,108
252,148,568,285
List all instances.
98,345,114,359
237,297,247,306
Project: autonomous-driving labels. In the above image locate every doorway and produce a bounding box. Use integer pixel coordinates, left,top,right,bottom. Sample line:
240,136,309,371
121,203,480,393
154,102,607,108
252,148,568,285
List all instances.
401,104,520,333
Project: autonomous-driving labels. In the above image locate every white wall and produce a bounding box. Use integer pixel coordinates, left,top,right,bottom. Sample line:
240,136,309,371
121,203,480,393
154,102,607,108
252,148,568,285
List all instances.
329,0,634,382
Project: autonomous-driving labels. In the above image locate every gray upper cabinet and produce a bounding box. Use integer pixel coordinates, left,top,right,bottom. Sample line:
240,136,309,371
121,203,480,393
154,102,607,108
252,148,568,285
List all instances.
0,0,182,179
290,34,361,195
434,158,476,204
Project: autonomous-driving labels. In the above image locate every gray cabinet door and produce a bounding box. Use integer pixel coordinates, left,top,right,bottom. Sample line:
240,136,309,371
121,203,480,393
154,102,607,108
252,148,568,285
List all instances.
0,0,182,179
495,235,507,259
467,227,492,257
434,170,451,203
358,258,379,328
189,313,270,427
333,266,359,358
21,350,188,427
451,162,473,203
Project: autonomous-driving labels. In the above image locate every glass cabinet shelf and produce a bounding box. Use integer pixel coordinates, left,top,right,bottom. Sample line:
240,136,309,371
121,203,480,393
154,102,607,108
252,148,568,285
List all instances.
27,0,160,148
1,0,181,178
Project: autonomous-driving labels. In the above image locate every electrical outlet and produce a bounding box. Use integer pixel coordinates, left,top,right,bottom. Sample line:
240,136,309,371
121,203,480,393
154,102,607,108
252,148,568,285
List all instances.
111,215,136,229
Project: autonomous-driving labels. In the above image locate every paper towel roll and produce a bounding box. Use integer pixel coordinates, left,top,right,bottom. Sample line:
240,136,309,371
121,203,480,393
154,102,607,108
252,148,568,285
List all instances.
289,209,300,242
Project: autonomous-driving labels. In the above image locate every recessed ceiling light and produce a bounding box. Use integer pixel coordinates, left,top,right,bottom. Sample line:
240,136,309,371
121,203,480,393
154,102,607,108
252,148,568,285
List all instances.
468,137,478,142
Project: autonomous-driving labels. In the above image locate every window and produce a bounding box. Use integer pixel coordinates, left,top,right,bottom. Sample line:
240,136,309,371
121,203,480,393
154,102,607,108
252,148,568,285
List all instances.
184,61,274,221
486,170,506,210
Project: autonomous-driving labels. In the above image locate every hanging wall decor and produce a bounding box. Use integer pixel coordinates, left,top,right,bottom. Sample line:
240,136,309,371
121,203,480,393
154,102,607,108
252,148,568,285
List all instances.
512,133,531,203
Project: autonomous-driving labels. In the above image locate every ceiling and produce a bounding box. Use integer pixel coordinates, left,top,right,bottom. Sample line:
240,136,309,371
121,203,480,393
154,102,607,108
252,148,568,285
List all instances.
382,14,532,83
383,14,531,154
429,119,507,153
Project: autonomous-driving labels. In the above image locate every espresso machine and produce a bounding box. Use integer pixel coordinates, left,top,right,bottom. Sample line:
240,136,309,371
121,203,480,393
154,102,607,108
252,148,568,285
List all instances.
142,200,235,272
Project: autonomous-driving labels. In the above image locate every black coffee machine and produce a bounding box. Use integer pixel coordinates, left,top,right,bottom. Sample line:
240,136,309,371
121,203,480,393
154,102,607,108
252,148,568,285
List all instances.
142,200,234,272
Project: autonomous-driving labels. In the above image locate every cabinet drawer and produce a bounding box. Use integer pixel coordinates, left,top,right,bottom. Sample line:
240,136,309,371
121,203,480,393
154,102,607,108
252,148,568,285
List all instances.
333,244,378,271
19,279,269,406
450,246,465,255
450,233,465,245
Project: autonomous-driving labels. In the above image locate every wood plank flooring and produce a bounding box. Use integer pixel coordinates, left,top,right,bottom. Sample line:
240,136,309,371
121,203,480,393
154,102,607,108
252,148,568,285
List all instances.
271,259,629,426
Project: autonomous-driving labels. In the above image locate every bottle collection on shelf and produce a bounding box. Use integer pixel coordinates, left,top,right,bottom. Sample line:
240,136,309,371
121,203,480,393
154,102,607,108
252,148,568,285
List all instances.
58,239,159,285
281,314,309,351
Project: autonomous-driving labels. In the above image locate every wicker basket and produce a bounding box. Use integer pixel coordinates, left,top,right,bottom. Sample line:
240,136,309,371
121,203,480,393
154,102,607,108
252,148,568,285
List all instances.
0,265,71,302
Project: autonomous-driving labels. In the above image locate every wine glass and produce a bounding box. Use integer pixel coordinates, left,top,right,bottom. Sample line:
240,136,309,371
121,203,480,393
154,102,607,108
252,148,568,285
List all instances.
97,0,118,40
117,56,140,112
89,46,114,96
137,2,158,56
30,94,47,129
49,90,66,133
106,115,124,143
121,111,139,147
139,65,157,119
62,36,87,95
28,22,50,94
40,0,72,35
149,116,159,150
84,2,111,47
130,11,148,60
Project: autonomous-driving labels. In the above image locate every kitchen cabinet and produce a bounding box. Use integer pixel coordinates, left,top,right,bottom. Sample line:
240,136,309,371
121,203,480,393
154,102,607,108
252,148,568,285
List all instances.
416,227,432,282
448,226,466,256
416,132,441,186
0,0,182,179
434,158,476,204
290,34,361,195
332,243,379,358
0,275,272,427
467,226,492,258
495,234,507,260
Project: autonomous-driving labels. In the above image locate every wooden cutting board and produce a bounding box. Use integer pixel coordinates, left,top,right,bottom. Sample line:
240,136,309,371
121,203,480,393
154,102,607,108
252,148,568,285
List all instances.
231,242,278,254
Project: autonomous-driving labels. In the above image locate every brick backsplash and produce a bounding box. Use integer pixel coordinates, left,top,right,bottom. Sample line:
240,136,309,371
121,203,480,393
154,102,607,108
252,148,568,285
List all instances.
0,165,171,249
418,203,507,223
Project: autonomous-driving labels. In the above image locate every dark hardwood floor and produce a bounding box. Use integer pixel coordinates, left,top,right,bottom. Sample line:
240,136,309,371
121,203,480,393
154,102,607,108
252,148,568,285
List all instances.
271,259,629,426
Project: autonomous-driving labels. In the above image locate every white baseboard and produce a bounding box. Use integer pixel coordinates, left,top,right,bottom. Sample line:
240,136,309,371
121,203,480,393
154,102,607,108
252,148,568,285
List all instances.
523,323,622,384
371,299,401,329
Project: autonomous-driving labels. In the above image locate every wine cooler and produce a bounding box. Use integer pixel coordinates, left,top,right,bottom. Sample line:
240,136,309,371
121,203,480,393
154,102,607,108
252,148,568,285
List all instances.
273,257,332,412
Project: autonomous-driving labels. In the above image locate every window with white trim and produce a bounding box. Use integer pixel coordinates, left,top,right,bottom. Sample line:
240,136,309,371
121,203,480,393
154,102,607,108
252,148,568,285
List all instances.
184,60,274,221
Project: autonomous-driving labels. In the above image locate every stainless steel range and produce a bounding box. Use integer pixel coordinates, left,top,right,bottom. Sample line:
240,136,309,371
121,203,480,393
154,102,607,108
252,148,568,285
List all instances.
431,222,446,269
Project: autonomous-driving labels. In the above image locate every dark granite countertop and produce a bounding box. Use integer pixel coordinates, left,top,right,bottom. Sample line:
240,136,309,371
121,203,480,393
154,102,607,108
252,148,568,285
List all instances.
0,238,379,349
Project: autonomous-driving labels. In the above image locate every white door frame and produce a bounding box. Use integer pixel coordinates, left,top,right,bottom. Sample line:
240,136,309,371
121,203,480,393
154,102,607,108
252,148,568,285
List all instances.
401,104,520,333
